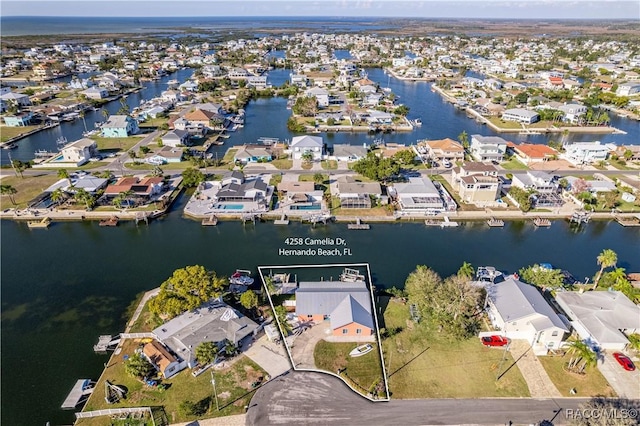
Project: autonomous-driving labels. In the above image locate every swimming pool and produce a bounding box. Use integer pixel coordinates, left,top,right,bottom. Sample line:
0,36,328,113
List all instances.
290,204,321,211
221,204,244,210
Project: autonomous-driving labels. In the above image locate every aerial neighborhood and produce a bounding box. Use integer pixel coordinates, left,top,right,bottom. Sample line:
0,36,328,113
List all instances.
1,17,640,426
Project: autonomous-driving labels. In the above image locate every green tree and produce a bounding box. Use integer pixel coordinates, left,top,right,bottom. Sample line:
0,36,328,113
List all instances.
50,188,66,206
11,160,28,179
182,167,205,187
223,340,237,357
518,265,566,291
148,265,226,318
151,166,164,177
127,149,136,159
139,145,151,155
286,116,306,132
239,290,259,310
458,131,469,150
393,105,410,116
593,249,617,289
313,173,324,185
195,341,219,365
124,352,154,379
508,186,533,212
565,337,597,374
393,149,416,166
352,152,400,182
301,151,314,164
74,188,95,210
1,184,18,206
457,261,475,279
292,96,318,116
274,305,292,336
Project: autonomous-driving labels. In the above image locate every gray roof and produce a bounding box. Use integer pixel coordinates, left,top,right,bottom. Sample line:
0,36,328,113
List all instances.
154,301,258,354
102,115,132,128
333,145,367,158
162,129,189,140
296,281,371,316
331,295,375,330
503,108,539,118
393,177,439,197
336,177,381,196
555,291,640,346
63,138,96,150
290,135,323,148
490,277,568,332
471,135,508,145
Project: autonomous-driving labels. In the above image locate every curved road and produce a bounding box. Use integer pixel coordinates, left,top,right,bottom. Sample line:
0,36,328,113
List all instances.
246,371,591,425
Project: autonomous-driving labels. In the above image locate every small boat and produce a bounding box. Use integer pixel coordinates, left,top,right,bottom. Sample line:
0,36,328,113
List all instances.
99,216,119,227
230,270,254,286
349,343,373,357
1,142,17,150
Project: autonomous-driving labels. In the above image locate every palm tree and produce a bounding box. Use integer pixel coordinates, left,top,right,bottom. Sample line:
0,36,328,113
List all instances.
50,188,65,206
593,249,617,290
457,261,475,279
565,338,597,374
0,184,18,206
57,169,71,187
79,110,88,133
120,189,135,209
74,188,94,210
195,341,219,365
458,130,469,150
101,108,109,122
223,340,237,357
274,305,292,336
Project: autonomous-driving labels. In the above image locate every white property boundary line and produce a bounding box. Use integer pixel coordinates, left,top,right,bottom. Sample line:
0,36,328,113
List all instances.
257,263,390,402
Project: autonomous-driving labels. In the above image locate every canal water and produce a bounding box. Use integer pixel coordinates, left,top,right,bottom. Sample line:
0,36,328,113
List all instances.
4,66,638,165
1,188,639,424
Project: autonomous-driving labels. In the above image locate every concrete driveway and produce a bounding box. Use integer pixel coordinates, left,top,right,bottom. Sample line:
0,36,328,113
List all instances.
242,335,292,379
288,321,331,369
597,352,640,399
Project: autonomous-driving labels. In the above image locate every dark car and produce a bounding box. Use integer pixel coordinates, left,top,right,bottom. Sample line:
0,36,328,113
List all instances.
613,352,636,371
481,335,509,347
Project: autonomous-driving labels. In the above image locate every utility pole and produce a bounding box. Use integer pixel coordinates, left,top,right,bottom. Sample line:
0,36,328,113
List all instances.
210,370,219,411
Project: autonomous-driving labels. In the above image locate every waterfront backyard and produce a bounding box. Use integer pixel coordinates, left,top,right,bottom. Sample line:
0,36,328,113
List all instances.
78,339,266,425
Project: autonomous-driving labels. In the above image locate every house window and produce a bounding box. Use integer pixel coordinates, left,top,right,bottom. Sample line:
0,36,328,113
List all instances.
342,329,348,334
552,331,558,337
356,329,362,334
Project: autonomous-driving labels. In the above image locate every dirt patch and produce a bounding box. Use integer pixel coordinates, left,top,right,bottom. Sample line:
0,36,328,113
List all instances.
242,365,264,390
218,391,232,400
529,160,575,171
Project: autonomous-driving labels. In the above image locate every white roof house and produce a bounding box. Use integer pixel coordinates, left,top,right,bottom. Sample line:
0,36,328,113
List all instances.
392,177,447,213
501,108,540,124
486,276,569,355
305,87,329,107
562,142,609,165
555,290,640,351
61,138,98,166
289,135,324,160
470,135,508,162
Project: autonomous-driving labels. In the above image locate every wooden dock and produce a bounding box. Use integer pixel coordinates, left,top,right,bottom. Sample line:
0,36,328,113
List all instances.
347,218,370,230
93,335,121,353
27,217,51,229
61,379,95,410
202,214,218,226
99,216,119,227
487,217,504,227
533,217,551,227
274,213,289,225
615,214,640,227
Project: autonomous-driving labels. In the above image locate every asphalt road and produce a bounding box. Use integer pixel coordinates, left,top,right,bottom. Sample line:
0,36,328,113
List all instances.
246,371,591,425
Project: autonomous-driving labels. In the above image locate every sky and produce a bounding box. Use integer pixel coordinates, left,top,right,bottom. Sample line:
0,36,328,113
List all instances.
1,0,639,20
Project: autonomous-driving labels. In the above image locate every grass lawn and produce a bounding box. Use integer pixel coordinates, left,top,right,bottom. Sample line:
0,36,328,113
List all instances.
538,356,616,397
93,136,142,152
79,339,266,425
500,159,529,170
0,174,59,208
321,160,338,170
271,159,293,170
269,174,282,187
314,340,386,398
129,299,162,333
487,117,522,129
382,299,530,399
222,148,238,163
332,206,393,217
1,125,41,142
430,175,484,212
138,117,169,128
124,161,195,171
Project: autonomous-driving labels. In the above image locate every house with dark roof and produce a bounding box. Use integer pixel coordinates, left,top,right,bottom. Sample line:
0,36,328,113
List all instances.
486,276,568,355
295,281,375,338
335,176,382,209
161,129,189,147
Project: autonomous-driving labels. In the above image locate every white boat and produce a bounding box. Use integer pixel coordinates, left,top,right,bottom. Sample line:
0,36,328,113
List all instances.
349,343,373,357
230,270,254,286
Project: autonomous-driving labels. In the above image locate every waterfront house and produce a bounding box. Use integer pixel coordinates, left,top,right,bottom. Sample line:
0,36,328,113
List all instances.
616,82,640,96
101,115,139,138
486,276,568,355
81,87,108,100
295,280,375,338
289,135,324,160
470,135,508,162
0,92,31,111
501,108,540,124
233,145,272,164
422,138,465,162
305,87,330,107
153,300,258,371
246,76,268,89
562,141,609,165
335,176,382,209
221,171,244,186
331,145,367,162
61,138,98,166
150,146,184,164
276,181,321,206
161,129,189,148
391,177,452,213
143,340,181,379
555,291,640,351
183,108,224,131
3,112,33,127
557,103,587,124
451,162,501,206
511,171,563,208
510,143,558,165
104,176,164,198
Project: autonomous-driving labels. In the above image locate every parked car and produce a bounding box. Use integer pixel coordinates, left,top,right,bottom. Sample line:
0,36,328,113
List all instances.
481,335,509,347
613,352,636,371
